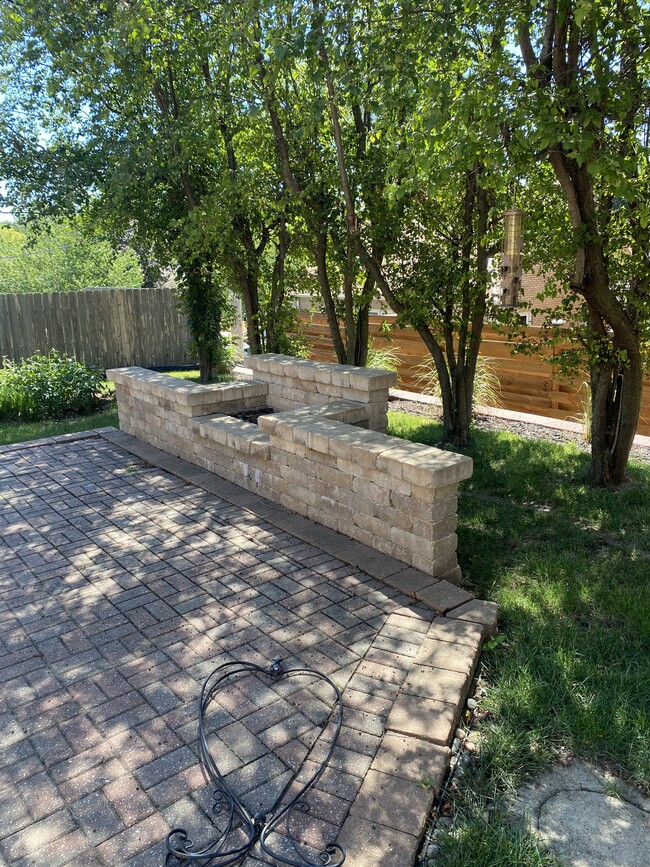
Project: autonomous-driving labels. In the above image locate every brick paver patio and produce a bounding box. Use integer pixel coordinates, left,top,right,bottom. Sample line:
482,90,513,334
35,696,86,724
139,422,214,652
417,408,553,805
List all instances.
0,432,492,867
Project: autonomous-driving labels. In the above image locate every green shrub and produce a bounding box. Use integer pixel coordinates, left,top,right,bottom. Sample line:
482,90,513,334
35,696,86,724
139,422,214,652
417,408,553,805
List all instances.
366,338,401,376
0,351,108,421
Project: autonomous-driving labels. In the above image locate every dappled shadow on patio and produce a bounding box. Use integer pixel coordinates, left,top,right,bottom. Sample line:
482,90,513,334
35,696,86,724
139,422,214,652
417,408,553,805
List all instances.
0,436,445,867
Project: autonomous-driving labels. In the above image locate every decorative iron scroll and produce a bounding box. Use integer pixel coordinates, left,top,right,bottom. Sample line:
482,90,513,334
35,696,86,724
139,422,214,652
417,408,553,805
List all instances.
165,656,345,866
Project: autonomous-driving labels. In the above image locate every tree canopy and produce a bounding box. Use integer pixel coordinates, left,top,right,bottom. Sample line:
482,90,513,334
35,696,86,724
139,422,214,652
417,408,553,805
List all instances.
1,0,649,483
0,221,143,292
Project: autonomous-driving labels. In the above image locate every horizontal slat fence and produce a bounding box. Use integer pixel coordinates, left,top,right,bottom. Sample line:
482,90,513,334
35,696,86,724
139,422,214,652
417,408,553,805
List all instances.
299,313,650,437
0,287,193,369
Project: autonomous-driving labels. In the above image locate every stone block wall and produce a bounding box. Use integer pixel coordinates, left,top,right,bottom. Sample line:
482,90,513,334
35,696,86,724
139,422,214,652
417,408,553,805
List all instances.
108,363,472,580
241,354,396,432
108,367,269,459
258,415,471,579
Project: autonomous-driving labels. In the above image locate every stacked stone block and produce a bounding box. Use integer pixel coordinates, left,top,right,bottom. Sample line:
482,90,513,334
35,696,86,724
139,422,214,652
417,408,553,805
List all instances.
108,367,269,466
242,354,396,432
108,362,472,579
258,415,471,580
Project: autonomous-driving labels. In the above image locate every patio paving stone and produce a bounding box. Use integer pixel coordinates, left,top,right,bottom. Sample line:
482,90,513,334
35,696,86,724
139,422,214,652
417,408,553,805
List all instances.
0,432,490,866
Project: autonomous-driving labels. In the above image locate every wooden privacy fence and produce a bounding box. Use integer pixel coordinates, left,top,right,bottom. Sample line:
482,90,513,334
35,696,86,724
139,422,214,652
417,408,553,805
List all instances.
0,287,193,369
299,313,650,437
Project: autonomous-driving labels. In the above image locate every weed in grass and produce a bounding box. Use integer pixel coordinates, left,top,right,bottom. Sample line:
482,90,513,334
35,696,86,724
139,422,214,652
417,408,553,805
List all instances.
419,773,439,791
601,780,625,800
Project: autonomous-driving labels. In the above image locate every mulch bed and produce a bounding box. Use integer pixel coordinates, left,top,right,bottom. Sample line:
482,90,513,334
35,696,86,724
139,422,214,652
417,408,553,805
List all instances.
229,406,276,425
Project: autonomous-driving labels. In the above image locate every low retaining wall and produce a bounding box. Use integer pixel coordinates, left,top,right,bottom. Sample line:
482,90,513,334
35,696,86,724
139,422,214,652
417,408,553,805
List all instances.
241,354,394,433
108,357,472,580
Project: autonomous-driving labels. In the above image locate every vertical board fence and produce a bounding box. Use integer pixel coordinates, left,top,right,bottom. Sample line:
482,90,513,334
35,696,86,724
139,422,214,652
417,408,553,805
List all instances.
0,287,194,369
298,313,650,438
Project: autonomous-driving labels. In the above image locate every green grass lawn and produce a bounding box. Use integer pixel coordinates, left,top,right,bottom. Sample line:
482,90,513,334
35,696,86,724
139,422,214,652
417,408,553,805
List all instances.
389,412,650,866
0,405,119,446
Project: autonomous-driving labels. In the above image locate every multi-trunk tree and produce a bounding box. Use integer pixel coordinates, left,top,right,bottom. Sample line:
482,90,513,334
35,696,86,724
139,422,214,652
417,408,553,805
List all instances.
513,0,650,485
250,0,513,444
0,0,303,379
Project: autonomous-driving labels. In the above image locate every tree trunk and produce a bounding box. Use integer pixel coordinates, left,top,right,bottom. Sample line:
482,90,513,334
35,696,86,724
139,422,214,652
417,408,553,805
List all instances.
315,230,347,363
267,215,289,353
579,233,643,486
233,260,261,356
589,351,643,486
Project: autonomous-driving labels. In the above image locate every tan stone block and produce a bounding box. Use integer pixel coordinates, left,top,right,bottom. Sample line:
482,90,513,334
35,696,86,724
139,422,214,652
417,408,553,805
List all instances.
415,578,473,614
386,693,457,745
445,601,499,637
303,391,329,406
412,549,458,577
438,564,463,585
376,443,434,480
307,504,339,532
371,535,410,565
412,514,458,542
267,356,296,376
242,353,271,373
348,368,397,391
275,386,299,404
312,461,350,490
349,769,434,837
386,568,438,594
351,511,387,538
337,816,419,867
276,462,312,490
270,396,294,411
315,381,344,398
351,476,391,506
336,488,374,518
410,481,458,503
348,437,396,469
343,386,376,404
414,636,481,674
389,527,435,561
311,364,333,384
330,365,356,387
401,664,470,712
370,469,412,496
232,458,251,480
370,502,411,533
426,616,485,647
306,428,334,454
387,490,427,520
272,438,307,460
349,525,375,548
370,734,450,786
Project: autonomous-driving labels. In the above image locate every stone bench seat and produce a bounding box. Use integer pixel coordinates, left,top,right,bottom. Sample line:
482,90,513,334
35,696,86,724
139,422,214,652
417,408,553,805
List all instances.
189,414,271,458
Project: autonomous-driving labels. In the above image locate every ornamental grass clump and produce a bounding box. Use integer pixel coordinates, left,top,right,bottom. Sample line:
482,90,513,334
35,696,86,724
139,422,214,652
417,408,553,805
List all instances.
0,351,108,421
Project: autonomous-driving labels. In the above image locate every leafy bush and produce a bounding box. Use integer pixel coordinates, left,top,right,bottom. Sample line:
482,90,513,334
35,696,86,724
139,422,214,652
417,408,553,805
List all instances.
0,351,108,421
